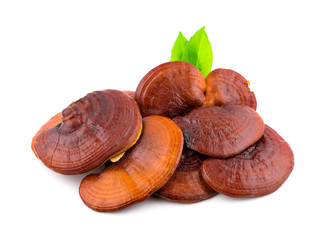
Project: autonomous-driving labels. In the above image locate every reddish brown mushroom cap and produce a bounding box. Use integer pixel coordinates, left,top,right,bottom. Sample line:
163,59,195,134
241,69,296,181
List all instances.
201,125,294,197
122,90,135,99
204,69,257,110
32,90,142,175
156,147,217,203
31,112,62,158
135,61,206,118
173,105,265,158
79,116,184,212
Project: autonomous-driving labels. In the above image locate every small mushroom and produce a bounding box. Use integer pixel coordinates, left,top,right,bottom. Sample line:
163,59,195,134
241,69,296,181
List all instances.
173,105,265,158
156,147,217,203
79,116,184,211
204,69,257,109
32,90,142,175
135,61,206,118
201,125,294,197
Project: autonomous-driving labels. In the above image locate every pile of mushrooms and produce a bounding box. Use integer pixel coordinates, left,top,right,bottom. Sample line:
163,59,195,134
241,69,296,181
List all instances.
32,61,294,211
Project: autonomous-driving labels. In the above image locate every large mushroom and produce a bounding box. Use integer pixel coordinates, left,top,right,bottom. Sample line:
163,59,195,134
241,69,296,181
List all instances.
173,105,265,158
32,90,142,175
135,61,206,118
201,125,294,197
79,116,184,211
204,68,257,109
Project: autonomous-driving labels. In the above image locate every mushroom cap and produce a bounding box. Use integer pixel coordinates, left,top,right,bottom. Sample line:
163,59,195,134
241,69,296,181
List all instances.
201,125,294,197
79,116,184,212
156,147,217,203
204,69,257,109
122,90,135,99
135,61,206,118
32,89,142,175
173,105,265,158
31,112,62,157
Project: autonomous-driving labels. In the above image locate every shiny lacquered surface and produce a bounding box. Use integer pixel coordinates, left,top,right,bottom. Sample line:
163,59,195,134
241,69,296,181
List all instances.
201,125,294,197
156,147,216,203
79,116,184,212
204,69,257,109
31,112,62,157
32,90,142,175
135,61,206,118
173,105,265,158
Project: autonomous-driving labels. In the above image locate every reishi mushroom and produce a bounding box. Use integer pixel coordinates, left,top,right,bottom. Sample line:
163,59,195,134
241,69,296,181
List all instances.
135,63,257,120
173,105,265,158
32,89,142,175
32,60,294,211
156,147,216,203
135,61,206,118
204,68,257,109
201,125,294,197
79,116,184,211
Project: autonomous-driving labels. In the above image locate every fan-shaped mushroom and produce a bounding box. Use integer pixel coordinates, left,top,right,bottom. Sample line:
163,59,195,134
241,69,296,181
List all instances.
173,105,264,158
156,147,216,203
204,69,257,109
135,61,206,118
201,125,294,197
79,116,184,212
32,89,142,175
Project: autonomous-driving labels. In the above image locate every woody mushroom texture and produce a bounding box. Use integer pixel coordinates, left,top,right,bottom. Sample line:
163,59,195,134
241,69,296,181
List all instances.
32,27,294,211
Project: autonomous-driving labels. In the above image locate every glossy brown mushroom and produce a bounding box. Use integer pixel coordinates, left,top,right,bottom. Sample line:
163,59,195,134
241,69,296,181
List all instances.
156,147,217,203
173,105,264,158
31,112,62,157
135,61,206,118
32,89,142,175
79,116,184,211
204,69,257,109
201,125,294,197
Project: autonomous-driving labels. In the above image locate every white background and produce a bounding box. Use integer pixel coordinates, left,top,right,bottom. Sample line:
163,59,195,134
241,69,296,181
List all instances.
1,1,325,239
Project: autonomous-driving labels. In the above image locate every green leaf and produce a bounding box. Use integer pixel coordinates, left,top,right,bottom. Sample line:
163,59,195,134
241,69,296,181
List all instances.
181,26,213,78
170,32,188,61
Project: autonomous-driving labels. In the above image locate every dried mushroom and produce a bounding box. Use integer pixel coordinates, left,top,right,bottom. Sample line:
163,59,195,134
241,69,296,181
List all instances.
173,105,265,158
201,125,294,197
135,63,257,121
32,90,142,175
156,147,216,203
135,61,206,118
79,116,184,211
204,68,257,109
32,27,294,211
